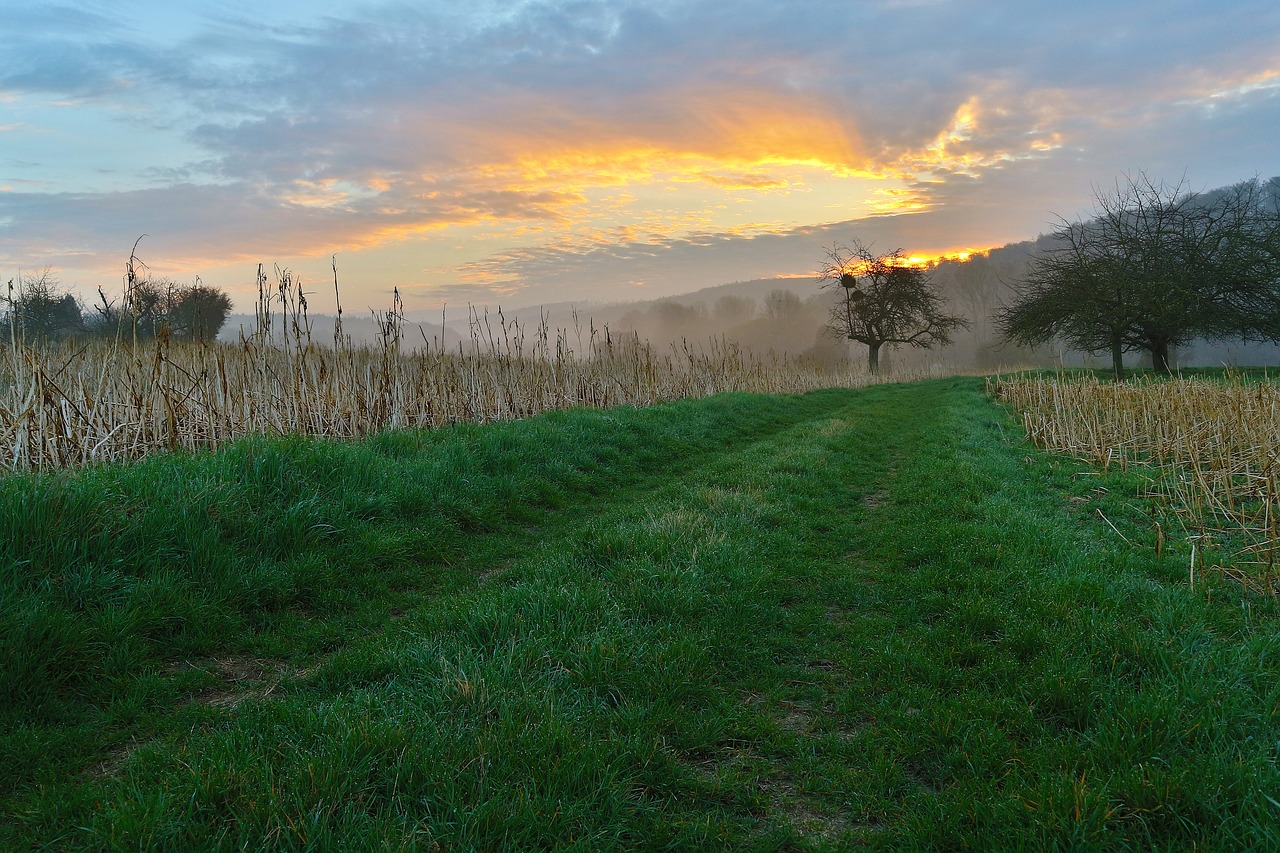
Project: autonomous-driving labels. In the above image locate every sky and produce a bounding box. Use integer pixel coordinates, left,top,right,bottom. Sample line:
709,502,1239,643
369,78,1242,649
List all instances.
2,0,1278,316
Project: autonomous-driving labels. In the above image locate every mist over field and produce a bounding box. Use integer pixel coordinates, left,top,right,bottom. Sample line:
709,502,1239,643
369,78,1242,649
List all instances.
218,222,1280,371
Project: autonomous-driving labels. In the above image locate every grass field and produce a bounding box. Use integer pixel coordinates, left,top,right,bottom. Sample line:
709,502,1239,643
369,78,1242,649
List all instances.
3,377,1279,850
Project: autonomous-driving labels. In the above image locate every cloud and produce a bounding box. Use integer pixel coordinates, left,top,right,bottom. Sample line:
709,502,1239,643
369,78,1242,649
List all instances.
0,178,592,271
1,0,1278,310
442,198,1035,307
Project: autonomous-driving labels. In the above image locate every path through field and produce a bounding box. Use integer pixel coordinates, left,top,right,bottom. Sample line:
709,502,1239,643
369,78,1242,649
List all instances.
3,379,1277,850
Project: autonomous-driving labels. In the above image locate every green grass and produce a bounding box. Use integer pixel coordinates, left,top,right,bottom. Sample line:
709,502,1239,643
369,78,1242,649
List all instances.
3,378,1278,850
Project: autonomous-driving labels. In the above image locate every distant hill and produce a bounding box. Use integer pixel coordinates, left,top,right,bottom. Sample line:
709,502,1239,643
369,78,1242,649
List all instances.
223,177,1280,369
219,313,455,349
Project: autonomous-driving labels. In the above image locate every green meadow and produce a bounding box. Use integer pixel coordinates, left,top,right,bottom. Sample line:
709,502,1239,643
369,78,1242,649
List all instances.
2,377,1278,850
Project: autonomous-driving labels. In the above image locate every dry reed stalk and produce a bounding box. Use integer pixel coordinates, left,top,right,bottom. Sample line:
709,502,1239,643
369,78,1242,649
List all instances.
0,277,956,473
990,373,1280,594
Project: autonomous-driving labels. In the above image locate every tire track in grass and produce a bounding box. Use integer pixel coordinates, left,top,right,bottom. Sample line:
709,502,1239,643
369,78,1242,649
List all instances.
683,381,943,848
12,378,1277,850
0,381,1022,846
363,380,934,849
5,387,883,849
318,386,907,850
343,381,930,850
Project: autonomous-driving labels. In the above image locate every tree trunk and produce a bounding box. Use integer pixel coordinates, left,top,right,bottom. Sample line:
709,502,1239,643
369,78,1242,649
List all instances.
1150,340,1172,375
1110,336,1125,382
867,341,882,374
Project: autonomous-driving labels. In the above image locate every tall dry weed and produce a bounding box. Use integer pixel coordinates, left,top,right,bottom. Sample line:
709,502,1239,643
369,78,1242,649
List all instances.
0,271,948,472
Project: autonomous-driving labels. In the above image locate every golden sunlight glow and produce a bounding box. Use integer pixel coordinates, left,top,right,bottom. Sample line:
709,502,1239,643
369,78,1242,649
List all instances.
915,247,991,266
885,95,1058,186
1029,134,1063,152
852,248,993,274
281,178,391,209
899,96,987,177
867,186,933,215
209,87,1035,281
470,146,873,197
453,90,876,198
257,83,1067,273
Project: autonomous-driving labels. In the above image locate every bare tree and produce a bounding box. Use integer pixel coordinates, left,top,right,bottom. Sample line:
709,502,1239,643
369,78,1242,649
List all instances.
89,277,236,342
820,242,967,373
712,294,756,324
998,223,1142,380
999,174,1280,379
764,289,803,323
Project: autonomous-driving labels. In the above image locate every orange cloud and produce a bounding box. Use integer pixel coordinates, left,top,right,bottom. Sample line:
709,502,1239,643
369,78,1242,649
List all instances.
446,85,873,197
132,84,896,273
685,171,790,189
884,94,1061,184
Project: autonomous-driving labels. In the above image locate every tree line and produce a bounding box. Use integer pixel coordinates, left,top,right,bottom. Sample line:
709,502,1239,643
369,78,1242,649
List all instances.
823,174,1280,378
2,271,233,344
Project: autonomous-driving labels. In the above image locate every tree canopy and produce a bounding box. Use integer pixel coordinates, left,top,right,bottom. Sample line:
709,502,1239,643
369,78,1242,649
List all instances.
820,242,967,373
94,278,234,343
2,272,86,342
999,175,1280,378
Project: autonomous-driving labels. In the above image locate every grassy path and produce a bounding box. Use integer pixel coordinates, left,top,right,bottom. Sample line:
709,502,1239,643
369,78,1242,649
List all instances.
3,378,1278,850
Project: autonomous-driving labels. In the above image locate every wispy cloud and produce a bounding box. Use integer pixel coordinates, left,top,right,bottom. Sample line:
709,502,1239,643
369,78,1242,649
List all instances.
0,0,1277,308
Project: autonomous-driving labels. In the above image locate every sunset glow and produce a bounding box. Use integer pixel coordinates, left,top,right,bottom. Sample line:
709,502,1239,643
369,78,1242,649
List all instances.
1,1,1277,312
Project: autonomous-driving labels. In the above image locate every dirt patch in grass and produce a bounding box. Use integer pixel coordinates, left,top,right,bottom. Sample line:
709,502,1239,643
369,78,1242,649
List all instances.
760,773,878,842
862,491,887,509
86,657,307,780
684,696,880,843
167,656,298,709
84,739,144,781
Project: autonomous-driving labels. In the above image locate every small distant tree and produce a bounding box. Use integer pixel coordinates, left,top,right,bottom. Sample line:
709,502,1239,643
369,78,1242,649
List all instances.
91,277,234,342
169,282,233,341
647,300,709,342
820,242,967,373
712,294,756,324
763,289,803,322
125,278,174,339
86,239,235,343
2,271,85,342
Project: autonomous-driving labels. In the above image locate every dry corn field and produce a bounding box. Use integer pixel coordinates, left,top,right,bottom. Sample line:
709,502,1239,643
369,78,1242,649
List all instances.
991,372,1280,594
0,305,930,472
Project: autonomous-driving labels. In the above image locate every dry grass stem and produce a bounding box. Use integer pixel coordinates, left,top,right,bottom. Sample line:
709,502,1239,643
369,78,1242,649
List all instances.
991,372,1280,594
0,276,950,472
